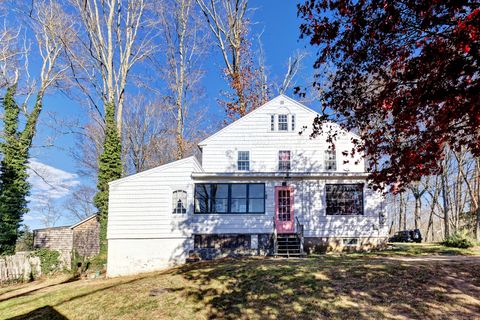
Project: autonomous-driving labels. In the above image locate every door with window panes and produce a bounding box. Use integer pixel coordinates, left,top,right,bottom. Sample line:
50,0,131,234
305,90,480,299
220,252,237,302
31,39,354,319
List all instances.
275,186,294,233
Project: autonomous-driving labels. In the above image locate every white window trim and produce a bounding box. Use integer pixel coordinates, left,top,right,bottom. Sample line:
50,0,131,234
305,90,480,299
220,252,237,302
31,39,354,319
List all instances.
171,186,190,217
324,183,364,216
278,150,292,171
324,149,337,171
278,114,289,131
237,150,251,171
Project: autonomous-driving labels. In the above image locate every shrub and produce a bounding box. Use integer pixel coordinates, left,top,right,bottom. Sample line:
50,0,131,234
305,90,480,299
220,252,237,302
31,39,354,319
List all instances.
442,230,476,249
34,248,61,275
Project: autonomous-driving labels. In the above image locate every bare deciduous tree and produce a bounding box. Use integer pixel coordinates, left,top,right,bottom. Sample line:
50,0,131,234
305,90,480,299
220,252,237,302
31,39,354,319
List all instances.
68,0,156,132
277,51,307,95
122,96,173,173
155,0,207,159
63,186,96,221
196,0,267,119
38,202,62,227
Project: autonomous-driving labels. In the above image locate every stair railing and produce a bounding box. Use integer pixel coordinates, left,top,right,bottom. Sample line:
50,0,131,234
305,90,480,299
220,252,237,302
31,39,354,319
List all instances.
295,216,304,254
272,216,278,256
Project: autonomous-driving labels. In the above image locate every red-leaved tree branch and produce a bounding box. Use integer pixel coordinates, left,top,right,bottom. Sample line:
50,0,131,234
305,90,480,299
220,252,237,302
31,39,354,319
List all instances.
298,0,480,192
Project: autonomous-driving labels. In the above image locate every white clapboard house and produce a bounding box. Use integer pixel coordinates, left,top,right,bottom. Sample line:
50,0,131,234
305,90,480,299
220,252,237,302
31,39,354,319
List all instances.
107,95,387,277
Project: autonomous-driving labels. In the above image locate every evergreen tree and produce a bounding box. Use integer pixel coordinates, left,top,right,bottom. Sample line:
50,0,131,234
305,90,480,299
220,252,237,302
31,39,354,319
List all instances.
0,85,30,255
94,102,122,252
15,224,34,252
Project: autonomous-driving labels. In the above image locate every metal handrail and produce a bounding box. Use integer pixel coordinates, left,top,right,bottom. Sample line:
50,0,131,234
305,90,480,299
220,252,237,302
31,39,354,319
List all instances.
295,216,304,254
272,216,278,256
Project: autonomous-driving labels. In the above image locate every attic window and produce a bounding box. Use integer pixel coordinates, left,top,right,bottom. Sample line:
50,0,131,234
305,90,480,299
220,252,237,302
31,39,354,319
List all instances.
278,114,288,131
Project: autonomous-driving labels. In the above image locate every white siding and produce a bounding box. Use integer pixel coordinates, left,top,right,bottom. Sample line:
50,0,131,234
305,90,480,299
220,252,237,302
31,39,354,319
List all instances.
106,96,387,276
189,178,387,238
107,157,202,240
200,95,364,173
107,238,192,277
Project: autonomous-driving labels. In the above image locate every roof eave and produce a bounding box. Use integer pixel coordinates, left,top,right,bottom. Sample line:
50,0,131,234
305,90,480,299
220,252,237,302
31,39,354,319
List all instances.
191,172,370,180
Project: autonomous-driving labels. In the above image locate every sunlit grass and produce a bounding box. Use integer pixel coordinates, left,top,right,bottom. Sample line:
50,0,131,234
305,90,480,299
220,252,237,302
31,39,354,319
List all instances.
1,243,479,319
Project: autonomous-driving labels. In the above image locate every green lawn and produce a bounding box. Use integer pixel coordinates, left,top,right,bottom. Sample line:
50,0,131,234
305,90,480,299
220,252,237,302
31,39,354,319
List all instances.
1,243,479,320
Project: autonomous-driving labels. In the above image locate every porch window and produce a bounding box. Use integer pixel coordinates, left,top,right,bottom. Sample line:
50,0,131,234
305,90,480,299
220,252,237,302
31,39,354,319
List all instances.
194,183,265,214
325,184,364,215
172,190,187,214
212,184,229,213
324,149,337,171
278,114,288,131
237,151,250,171
231,184,247,213
278,150,291,171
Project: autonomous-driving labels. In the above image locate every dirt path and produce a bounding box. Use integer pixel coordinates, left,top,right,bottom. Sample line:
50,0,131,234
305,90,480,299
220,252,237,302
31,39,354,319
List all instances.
379,255,480,263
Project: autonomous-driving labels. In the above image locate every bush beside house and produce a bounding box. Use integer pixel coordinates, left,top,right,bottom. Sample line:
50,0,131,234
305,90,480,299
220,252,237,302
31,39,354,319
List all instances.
33,215,100,269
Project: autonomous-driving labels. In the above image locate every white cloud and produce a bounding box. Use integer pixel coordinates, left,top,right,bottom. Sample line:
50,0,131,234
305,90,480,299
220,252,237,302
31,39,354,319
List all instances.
27,158,80,205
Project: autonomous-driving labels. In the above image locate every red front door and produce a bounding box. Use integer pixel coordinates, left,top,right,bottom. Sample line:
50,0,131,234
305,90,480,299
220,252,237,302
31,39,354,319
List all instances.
275,186,294,233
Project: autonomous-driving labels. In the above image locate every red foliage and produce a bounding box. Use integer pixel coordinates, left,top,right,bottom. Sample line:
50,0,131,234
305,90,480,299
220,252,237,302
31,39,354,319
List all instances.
298,0,480,192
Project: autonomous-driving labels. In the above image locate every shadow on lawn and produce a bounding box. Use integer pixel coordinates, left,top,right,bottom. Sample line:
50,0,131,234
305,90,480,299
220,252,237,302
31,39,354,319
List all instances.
0,276,80,303
174,256,480,320
7,305,68,320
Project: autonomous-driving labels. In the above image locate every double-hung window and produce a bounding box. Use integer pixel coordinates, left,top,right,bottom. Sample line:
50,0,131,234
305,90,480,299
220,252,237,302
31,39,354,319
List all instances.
325,184,364,215
237,151,250,171
324,149,337,171
278,114,288,131
194,183,265,214
278,150,291,171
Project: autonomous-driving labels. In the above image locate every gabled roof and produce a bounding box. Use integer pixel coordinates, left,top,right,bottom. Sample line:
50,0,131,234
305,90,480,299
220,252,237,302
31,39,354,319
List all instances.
198,94,318,147
108,156,203,186
69,214,98,229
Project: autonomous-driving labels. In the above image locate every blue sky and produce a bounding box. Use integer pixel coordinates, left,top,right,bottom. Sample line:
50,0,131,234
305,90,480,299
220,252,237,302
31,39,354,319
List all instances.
23,0,320,229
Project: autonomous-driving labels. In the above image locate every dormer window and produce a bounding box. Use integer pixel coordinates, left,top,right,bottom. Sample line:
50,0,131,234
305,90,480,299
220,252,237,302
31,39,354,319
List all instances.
278,114,288,131
324,149,337,171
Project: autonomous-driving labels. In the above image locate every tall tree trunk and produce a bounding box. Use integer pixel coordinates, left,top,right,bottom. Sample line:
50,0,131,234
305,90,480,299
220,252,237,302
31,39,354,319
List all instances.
442,172,450,239
414,196,421,230
400,192,406,230
0,85,48,254
94,102,122,253
476,159,480,240
0,86,28,254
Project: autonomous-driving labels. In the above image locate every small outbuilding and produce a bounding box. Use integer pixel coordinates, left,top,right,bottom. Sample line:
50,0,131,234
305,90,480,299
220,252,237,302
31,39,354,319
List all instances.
33,214,100,266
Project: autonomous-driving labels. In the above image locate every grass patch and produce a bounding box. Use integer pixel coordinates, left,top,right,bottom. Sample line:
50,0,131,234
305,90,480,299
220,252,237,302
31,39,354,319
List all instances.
382,242,480,256
1,243,479,320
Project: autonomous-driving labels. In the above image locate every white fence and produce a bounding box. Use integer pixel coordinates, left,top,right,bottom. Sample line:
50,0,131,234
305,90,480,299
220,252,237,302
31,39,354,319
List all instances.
0,252,41,283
